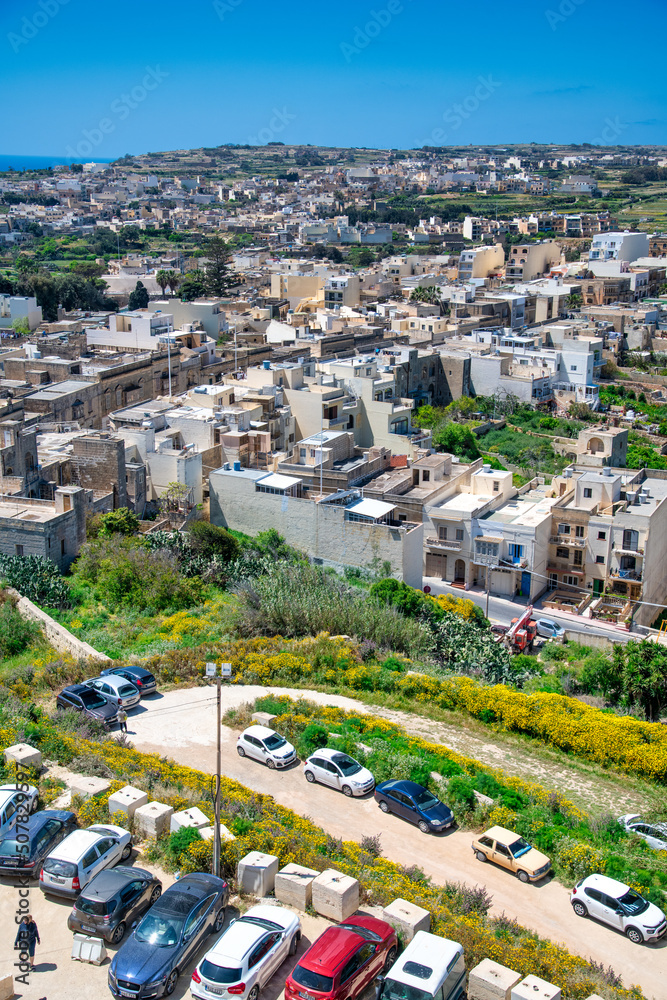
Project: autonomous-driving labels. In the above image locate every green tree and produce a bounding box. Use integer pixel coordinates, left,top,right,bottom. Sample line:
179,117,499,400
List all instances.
180,270,207,301
621,641,667,722
432,423,481,461
166,270,181,296
128,280,149,310
186,520,239,561
155,269,170,296
98,508,141,537
204,235,236,297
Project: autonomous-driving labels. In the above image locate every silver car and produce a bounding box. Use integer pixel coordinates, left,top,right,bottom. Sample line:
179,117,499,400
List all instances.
618,814,667,852
304,748,375,797
534,618,565,639
84,675,140,710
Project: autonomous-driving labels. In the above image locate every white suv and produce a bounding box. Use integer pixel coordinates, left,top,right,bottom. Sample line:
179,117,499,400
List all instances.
304,748,374,797
571,874,667,944
236,726,296,769
40,823,132,898
0,784,38,837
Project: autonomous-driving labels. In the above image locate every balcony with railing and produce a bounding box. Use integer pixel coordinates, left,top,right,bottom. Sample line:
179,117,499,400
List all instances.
609,567,643,581
549,535,585,547
426,537,462,551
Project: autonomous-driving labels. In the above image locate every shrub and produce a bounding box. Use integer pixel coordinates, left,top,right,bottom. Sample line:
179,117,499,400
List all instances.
300,723,329,754
187,521,240,562
0,600,40,657
98,508,140,537
446,776,477,812
0,553,71,608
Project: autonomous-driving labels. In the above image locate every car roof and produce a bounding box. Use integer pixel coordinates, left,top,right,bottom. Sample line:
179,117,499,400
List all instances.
388,932,462,990
23,809,74,834
48,829,106,861
243,725,277,739
582,873,630,896
63,684,90,695
208,915,272,960
78,868,134,900
153,874,222,915
380,780,427,796
481,826,519,842
310,748,353,761
298,925,368,975
92,675,135,689
106,665,152,677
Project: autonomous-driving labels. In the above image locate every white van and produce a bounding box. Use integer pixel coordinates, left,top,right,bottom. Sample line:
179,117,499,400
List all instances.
40,824,132,897
376,932,466,1000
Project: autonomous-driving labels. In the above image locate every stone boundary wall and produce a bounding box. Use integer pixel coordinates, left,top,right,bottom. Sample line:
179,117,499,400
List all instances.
8,588,111,663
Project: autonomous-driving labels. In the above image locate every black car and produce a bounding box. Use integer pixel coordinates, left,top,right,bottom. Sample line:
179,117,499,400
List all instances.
0,810,76,877
68,865,162,944
374,779,455,834
56,684,119,727
101,666,158,698
109,873,229,998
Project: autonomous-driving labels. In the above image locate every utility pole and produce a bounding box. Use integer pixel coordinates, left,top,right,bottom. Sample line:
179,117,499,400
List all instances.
207,661,230,880
486,563,491,619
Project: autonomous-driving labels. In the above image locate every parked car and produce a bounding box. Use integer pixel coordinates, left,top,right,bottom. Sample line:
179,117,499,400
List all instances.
108,872,229,999
56,684,120,728
0,783,39,837
534,619,565,639
304,748,374,797
191,902,301,1000
285,915,397,1000
571,873,667,944
0,809,76,877
68,865,162,944
236,726,297,770
101,665,158,698
84,675,141,710
618,814,667,852
40,823,132,898
376,931,465,1000
471,825,551,882
374,780,454,834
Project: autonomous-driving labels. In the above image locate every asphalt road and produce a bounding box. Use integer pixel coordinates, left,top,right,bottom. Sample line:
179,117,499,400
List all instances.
126,685,666,1000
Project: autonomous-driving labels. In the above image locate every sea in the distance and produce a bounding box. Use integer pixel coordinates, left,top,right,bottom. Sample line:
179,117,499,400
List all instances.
0,155,114,172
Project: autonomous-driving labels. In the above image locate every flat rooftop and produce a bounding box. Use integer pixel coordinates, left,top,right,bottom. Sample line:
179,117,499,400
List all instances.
25,379,92,400
433,492,493,515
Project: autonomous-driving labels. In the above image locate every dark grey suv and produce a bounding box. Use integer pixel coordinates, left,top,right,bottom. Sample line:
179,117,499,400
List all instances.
68,865,162,944
108,873,229,998
56,684,119,727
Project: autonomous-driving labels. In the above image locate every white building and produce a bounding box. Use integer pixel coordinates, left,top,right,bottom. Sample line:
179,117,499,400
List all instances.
0,295,43,333
589,232,649,263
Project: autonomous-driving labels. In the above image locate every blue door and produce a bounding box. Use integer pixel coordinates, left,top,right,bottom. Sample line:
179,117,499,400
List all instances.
521,572,531,597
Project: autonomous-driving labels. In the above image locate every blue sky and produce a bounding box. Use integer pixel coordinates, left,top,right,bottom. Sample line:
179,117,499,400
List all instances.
1,0,665,157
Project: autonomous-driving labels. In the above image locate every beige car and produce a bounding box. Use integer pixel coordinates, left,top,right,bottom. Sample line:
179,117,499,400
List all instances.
471,825,551,883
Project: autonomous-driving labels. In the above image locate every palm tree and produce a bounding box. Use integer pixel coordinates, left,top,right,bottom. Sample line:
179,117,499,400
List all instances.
166,270,181,296
156,269,170,297
410,285,447,315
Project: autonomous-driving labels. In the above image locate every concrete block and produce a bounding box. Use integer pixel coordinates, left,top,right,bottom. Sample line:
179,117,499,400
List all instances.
170,806,210,833
275,863,318,910
0,975,14,1000
70,776,111,800
237,851,280,896
468,960,522,1000
4,744,42,770
382,898,431,942
71,932,107,965
134,801,173,839
511,976,561,1000
473,790,495,807
200,824,236,844
251,712,277,727
312,868,360,921
108,785,148,819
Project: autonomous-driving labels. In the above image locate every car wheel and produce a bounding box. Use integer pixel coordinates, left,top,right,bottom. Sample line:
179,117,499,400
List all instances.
289,932,299,956
305,770,316,783
248,987,260,1000
342,785,353,797
214,907,226,933
625,926,644,945
379,800,389,813
517,870,529,883
384,946,397,972
267,758,276,769
237,746,246,757
572,901,588,918
476,851,487,863
111,921,126,945
165,970,178,996
418,820,430,834
150,884,162,905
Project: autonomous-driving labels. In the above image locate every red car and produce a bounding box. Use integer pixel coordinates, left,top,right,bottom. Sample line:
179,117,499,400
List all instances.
285,915,398,1000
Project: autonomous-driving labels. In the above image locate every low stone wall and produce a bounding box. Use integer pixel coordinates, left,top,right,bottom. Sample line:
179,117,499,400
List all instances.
8,589,111,663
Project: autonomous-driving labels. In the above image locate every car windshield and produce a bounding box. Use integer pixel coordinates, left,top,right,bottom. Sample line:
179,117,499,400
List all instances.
332,754,362,776
43,859,77,877
381,982,434,1000
619,890,649,915
200,960,243,984
510,838,532,858
413,789,440,810
292,966,334,992
338,923,381,942
135,913,183,946
240,915,282,931
263,734,286,750
80,691,107,709
119,686,137,697
76,897,109,916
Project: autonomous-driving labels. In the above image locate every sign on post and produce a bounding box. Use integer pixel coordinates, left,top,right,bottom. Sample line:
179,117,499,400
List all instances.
220,662,232,679
205,662,217,677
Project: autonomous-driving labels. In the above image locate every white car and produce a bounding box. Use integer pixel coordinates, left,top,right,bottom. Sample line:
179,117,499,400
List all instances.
534,618,565,639
570,873,667,944
191,903,301,1000
618,814,667,852
236,726,297,769
0,783,39,836
40,823,132,898
84,675,140,710
303,748,375,797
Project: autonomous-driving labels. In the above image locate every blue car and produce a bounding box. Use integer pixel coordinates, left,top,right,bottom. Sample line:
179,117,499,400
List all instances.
109,872,229,998
374,779,454,834
0,809,76,877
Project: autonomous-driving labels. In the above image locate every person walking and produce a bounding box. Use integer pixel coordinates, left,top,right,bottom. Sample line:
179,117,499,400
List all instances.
15,914,40,968
117,707,128,734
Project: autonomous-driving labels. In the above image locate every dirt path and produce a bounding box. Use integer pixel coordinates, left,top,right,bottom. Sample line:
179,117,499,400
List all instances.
125,686,666,1000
